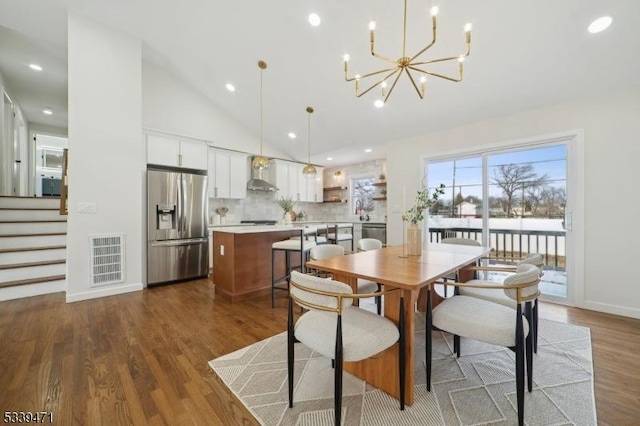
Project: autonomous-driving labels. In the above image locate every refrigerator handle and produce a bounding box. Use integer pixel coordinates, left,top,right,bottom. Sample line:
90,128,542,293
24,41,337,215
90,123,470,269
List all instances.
177,173,183,236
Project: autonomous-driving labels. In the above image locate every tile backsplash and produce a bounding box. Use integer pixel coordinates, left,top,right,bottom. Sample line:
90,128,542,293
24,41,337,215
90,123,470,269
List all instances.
209,159,387,224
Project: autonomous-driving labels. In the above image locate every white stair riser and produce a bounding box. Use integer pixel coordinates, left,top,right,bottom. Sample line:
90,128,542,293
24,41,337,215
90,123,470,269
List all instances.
0,222,67,235
1,263,66,283
0,248,66,265
0,280,66,302
0,234,67,250
0,210,64,221
0,198,60,209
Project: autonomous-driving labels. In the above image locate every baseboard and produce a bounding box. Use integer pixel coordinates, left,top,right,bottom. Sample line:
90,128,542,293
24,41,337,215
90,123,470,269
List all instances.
580,299,640,320
0,280,66,301
66,283,144,303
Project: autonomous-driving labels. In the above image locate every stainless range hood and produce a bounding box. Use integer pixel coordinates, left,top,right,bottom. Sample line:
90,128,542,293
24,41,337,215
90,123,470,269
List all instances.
247,162,278,192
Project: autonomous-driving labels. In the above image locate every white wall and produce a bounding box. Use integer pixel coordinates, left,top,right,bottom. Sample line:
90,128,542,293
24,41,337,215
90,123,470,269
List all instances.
66,15,144,302
0,71,28,196
386,89,640,318
142,62,290,159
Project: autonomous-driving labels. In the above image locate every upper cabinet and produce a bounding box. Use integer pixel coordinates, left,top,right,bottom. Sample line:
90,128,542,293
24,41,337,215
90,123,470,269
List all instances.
208,149,248,199
147,135,208,170
270,159,323,203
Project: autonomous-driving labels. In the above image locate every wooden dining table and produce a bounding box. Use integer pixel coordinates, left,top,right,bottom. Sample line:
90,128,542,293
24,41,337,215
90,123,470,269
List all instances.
305,242,490,405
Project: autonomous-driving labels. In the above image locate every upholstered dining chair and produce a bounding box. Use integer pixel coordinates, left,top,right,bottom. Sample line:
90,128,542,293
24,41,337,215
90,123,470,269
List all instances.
425,263,540,426
460,253,544,352
439,237,482,296
356,238,384,314
308,244,345,277
288,271,406,425
309,244,380,313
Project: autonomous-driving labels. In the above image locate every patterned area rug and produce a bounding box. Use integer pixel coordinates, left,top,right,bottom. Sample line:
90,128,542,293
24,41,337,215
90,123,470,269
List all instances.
209,314,596,425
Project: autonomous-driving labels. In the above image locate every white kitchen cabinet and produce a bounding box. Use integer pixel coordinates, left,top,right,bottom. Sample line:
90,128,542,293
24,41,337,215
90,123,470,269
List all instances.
208,148,248,199
305,167,324,202
229,153,249,198
147,134,208,170
270,159,323,203
270,159,290,199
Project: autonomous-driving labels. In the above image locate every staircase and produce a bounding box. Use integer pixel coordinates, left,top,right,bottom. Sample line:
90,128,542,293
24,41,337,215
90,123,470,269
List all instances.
0,196,67,301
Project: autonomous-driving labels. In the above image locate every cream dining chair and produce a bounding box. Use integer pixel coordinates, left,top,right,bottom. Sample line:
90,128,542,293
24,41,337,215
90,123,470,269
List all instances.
460,253,544,352
357,238,384,314
287,271,406,425
426,263,540,426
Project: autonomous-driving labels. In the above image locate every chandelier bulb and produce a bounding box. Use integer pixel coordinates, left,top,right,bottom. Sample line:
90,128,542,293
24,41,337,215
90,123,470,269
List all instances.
343,54,350,62
368,21,376,30
430,6,439,16
464,23,473,32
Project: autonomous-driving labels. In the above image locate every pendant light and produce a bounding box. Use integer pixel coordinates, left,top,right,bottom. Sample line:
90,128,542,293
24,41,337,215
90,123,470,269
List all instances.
251,60,270,172
302,106,317,178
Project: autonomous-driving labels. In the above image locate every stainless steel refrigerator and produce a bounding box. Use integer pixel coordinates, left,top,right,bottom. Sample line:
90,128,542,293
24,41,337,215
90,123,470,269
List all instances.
147,167,208,285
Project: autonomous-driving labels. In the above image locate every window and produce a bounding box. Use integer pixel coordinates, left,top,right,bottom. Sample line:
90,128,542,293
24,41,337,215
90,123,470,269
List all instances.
426,142,568,299
351,175,375,216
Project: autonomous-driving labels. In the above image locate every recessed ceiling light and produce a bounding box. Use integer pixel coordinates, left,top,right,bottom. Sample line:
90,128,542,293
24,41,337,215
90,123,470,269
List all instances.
326,157,333,161
225,83,235,92
288,132,296,139
308,13,321,27
364,148,372,153
374,100,385,108
42,109,53,115
588,16,612,34
29,64,43,71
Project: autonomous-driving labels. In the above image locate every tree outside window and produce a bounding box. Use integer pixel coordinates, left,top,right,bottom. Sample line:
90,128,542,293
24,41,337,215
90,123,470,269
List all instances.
352,176,375,216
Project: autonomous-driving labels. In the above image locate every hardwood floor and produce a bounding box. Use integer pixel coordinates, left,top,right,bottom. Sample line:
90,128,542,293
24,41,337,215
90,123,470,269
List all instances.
1,279,639,425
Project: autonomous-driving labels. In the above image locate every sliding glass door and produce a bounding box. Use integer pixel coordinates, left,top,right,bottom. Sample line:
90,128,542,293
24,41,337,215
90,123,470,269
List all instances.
427,142,569,300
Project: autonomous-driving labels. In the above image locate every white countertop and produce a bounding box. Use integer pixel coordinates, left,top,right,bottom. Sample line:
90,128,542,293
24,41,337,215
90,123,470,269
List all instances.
211,225,305,234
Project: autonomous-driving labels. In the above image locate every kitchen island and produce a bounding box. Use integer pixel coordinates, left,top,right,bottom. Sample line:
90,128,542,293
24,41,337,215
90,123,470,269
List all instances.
211,225,307,302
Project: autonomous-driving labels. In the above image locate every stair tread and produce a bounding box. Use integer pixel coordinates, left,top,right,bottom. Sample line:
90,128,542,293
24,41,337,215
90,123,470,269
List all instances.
0,232,67,237
0,259,66,270
0,220,67,223
0,196,60,199
0,245,66,254
0,208,60,211
0,274,66,289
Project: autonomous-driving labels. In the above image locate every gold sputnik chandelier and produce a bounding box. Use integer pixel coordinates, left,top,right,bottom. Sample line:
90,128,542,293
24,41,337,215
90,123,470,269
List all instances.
252,60,270,172
302,107,317,177
343,0,472,103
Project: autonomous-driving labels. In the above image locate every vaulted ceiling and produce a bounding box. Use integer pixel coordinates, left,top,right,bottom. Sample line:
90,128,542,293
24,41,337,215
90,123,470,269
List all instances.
1,0,639,166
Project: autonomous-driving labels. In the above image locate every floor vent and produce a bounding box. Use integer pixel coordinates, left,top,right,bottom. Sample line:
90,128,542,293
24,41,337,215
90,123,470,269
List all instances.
89,234,125,287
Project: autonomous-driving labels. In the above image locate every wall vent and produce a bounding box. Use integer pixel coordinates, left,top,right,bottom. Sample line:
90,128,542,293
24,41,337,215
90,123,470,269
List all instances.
89,234,125,287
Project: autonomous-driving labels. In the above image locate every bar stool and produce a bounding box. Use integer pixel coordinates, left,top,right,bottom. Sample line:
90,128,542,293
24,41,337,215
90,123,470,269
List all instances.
327,223,354,251
289,225,328,245
313,224,329,244
271,229,317,307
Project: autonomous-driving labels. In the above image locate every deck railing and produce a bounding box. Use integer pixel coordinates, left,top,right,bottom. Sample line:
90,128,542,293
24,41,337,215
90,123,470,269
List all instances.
428,227,566,270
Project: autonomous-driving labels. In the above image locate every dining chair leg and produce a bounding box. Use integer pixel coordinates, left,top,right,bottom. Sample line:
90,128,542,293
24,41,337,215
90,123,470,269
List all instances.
287,296,295,407
334,316,343,426
515,304,526,426
398,294,406,410
533,298,539,353
376,284,382,315
425,289,432,392
454,335,461,358
525,302,534,392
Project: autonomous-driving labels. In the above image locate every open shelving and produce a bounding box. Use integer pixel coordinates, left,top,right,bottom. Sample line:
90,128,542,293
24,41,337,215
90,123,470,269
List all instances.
323,186,348,203
372,181,387,200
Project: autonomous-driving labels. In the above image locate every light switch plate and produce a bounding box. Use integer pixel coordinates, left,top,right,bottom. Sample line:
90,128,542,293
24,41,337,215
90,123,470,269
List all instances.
78,202,97,213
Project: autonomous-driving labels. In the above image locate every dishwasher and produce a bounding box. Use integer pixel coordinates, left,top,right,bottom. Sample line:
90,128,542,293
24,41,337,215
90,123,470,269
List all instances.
361,223,386,245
